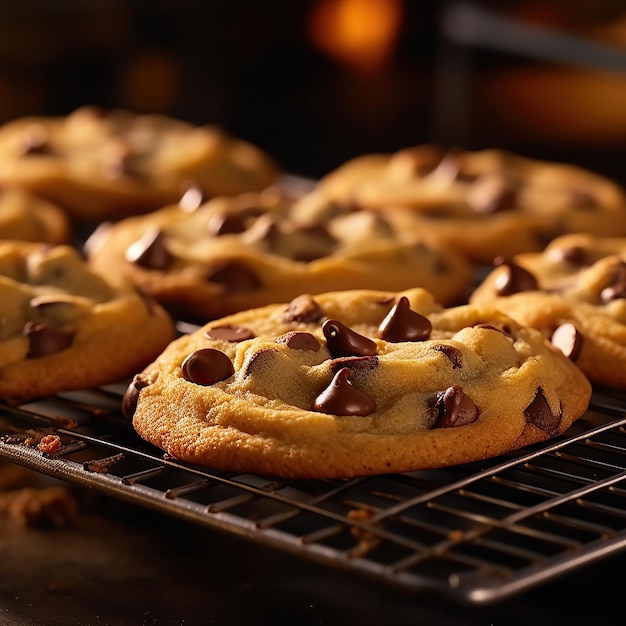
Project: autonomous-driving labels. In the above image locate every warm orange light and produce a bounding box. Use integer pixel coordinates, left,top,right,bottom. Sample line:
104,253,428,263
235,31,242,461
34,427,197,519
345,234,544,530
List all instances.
309,0,403,75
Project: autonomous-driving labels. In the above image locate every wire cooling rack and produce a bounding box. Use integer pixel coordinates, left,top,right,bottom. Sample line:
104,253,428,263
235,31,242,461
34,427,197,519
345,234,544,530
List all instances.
1,364,625,605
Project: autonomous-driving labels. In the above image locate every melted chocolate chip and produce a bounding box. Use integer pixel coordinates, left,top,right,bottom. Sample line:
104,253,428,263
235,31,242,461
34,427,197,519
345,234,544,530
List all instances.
553,245,587,266
322,319,377,358
243,348,281,377
207,213,249,235
206,261,260,293
181,349,234,385
473,323,512,337
121,374,151,419
492,257,539,296
432,344,463,368
282,294,323,323
468,176,518,214
329,355,378,374
312,367,376,416
377,296,432,342
23,321,73,358
433,385,478,428
125,229,173,270
600,262,626,303
276,331,320,351
179,181,205,212
550,323,583,361
20,124,51,155
205,325,255,342
523,387,562,437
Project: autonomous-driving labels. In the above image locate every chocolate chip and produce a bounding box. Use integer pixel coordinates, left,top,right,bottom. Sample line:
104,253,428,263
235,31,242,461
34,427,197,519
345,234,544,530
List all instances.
377,296,432,342
20,124,51,155
492,257,539,296
312,367,376,416
467,176,518,214
102,141,142,179
179,181,205,212
181,349,234,385
322,319,377,358
473,323,512,337
568,189,598,208
523,387,562,437
23,321,73,358
550,323,583,361
432,344,463,368
282,294,323,323
243,348,281,377
276,331,320,351
121,374,151,419
552,245,587,266
329,355,378,374
290,224,338,262
432,385,478,428
205,325,255,342
125,228,173,270
600,262,626,303
206,261,260,293
207,213,250,235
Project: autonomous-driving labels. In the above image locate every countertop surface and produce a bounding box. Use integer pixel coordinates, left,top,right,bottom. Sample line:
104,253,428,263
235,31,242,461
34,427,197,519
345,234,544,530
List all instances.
0,477,622,626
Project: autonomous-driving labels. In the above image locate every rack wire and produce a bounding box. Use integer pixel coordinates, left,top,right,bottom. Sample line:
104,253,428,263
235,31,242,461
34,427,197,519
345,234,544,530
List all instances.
0,349,625,605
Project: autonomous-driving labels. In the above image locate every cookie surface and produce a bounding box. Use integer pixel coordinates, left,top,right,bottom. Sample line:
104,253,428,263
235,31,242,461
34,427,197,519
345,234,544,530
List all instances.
84,188,472,320
0,241,175,402
123,287,591,479
0,106,279,221
470,233,626,388
0,187,70,244
316,145,626,264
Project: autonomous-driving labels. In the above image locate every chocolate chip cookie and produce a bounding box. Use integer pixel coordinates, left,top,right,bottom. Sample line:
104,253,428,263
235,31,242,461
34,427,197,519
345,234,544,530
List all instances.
470,233,626,388
0,187,70,244
0,106,280,221
315,144,626,264
123,287,591,479
84,187,473,320
0,241,175,403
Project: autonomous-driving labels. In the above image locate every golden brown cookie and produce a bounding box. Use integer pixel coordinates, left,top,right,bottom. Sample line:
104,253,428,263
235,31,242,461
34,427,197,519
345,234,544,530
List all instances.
0,186,70,244
123,287,591,479
315,144,626,264
0,241,175,403
470,233,626,388
0,106,280,221
84,187,472,320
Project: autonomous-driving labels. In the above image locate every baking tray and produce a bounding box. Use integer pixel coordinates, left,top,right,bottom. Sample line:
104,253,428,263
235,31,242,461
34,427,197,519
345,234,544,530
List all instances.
1,322,625,607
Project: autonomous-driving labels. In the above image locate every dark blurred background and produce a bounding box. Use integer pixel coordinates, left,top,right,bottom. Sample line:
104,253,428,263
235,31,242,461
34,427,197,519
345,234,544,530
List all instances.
0,0,625,181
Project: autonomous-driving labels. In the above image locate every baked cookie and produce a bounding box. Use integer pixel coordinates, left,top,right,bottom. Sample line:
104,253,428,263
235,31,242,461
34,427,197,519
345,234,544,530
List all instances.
0,241,175,403
315,144,626,264
0,106,279,221
122,287,591,479
84,187,472,320
0,187,70,244
470,233,626,388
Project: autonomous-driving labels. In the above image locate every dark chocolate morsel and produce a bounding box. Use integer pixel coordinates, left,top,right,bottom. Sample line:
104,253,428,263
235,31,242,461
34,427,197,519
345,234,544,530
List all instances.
492,257,539,296
433,385,478,428
207,213,249,235
329,355,378,374
312,367,376,416
205,325,255,342
468,176,517,214
23,321,73,358
206,261,260,293
125,228,173,270
181,348,234,385
121,374,151,419
473,323,512,337
552,245,587,266
20,124,51,155
550,323,583,361
179,181,205,212
243,348,282,377
432,344,463,368
377,296,432,342
523,387,562,437
600,262,626,303
322,319,377,358
282,294,323,323
276,331,320,351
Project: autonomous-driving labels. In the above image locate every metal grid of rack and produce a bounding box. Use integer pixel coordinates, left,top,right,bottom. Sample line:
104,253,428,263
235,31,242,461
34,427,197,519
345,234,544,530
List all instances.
1,366,625,605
